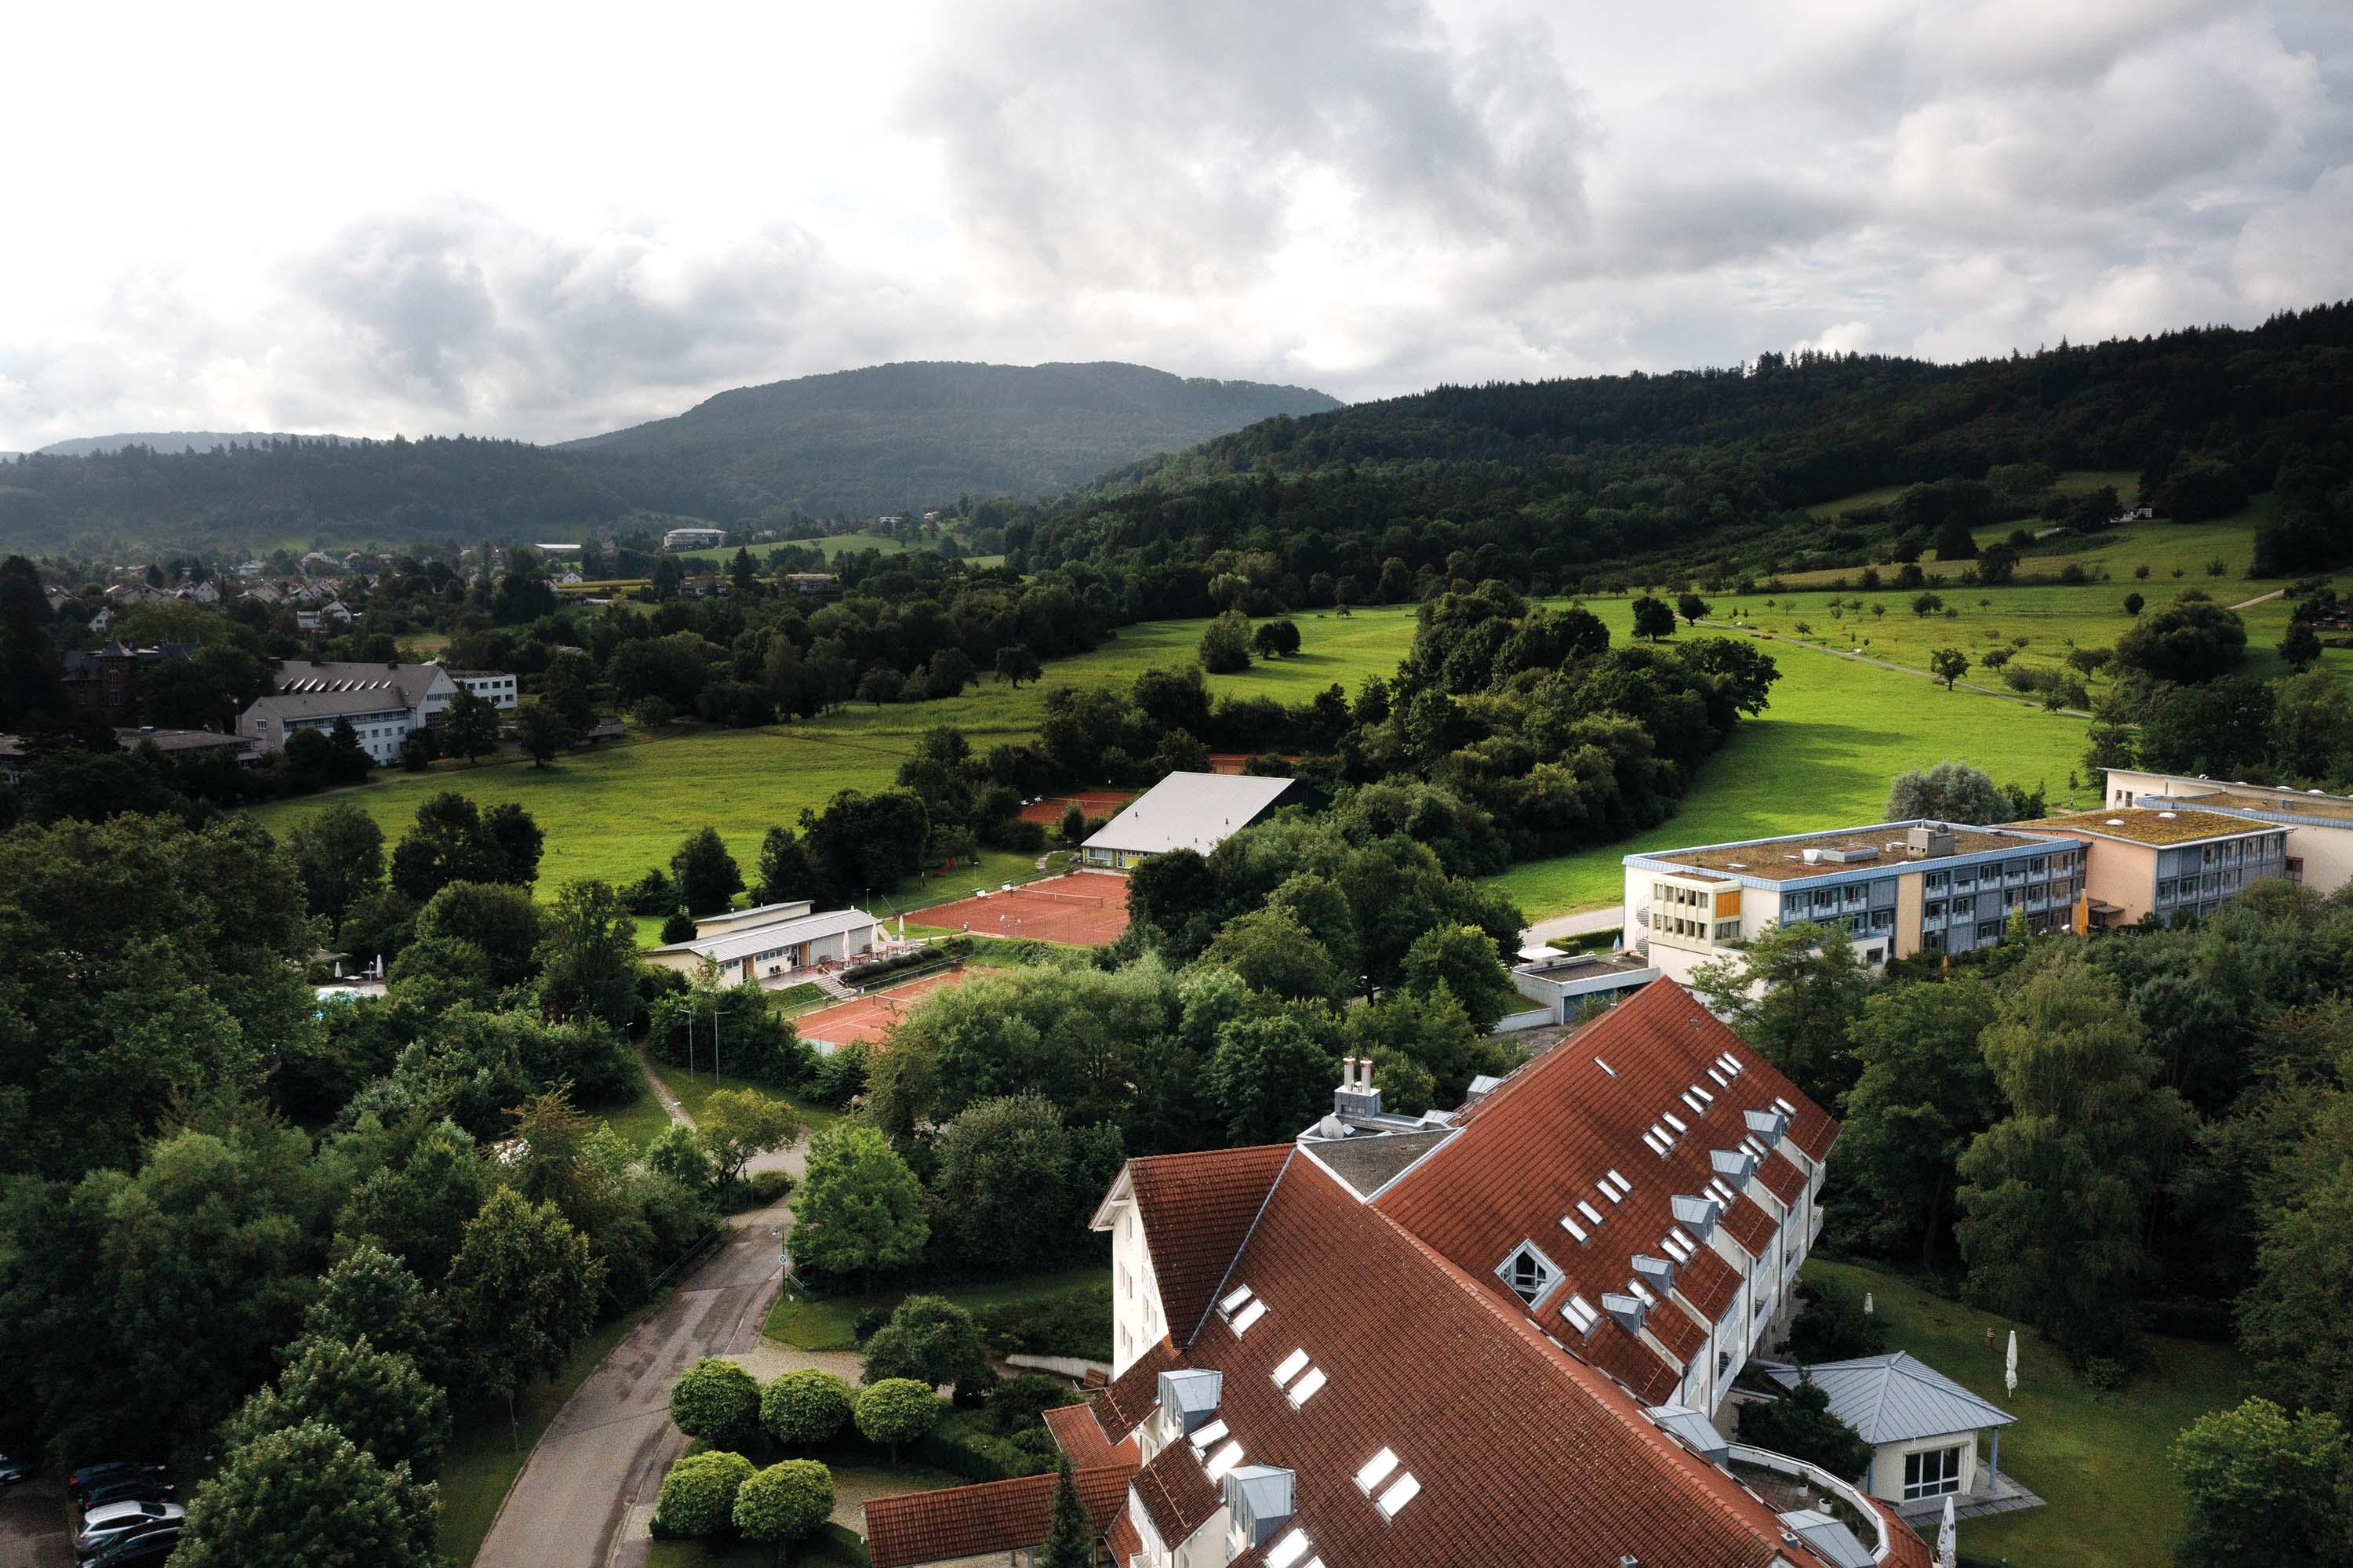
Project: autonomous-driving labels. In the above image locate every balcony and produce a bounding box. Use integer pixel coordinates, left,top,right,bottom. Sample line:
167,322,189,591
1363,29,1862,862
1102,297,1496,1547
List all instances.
1809,1207,1824,1246
1725,1444,1900,1563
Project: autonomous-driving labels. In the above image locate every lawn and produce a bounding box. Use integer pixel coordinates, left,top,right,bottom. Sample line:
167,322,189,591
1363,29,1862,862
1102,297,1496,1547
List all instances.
642,1058,842,1138
597,1079,678,1152
1483,640,2097,915
765,1264,1110,1353
437,1304,655,1564
1802,1258,2250,1568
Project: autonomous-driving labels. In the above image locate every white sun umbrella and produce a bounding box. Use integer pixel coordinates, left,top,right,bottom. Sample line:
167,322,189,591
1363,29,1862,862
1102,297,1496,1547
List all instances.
1937,1494,1957,1568
1864,1291,1874,1315
2005,1329,2019,1397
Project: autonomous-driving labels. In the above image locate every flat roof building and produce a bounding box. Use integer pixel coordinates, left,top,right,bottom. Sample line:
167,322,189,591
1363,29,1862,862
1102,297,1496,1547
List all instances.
646,905,883,985
2018,807,2293,928
1081,772,1295,870
2100,767,2353,897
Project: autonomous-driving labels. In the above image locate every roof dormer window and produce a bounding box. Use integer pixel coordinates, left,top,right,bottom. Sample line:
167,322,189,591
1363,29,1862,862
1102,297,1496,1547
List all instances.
1497,1241,1562,1308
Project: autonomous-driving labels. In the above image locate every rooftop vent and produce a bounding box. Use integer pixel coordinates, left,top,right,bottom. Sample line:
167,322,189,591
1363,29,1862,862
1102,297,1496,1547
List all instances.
1803,844,1880,865
1158,1369,1224,1435
2106,817,2126,827
2158,810,2178,820
1906,824,1958,859
1333,1057,1383,1119
1224,1465,1296,1548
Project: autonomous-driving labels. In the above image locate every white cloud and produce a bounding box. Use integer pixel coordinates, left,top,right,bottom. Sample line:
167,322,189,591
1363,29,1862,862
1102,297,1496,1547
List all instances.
0,0,2347,447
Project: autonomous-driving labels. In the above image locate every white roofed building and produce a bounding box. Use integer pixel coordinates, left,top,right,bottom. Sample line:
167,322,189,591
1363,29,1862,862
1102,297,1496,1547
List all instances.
1081,772,1295,871
646,905,886,984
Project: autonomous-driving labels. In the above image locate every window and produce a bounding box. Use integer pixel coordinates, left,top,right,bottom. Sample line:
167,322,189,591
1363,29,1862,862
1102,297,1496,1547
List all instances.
1356,1449,1400,1493
1562,1293,1599,1334
1286,1367,1327,1406
1231,1300,1267,1334
1375,1473,1422,1519
1497,1241,1562,1307
1271,1348,1309,1385
1904,1446,1964,1500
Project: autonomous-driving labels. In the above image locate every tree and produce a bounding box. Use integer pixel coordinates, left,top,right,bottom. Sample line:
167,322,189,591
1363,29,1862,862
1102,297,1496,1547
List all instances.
2122,591,2145,616
2269,671,2353,785
536,878,641,1029
390,792,536,902
1398,923,1518,1031
224,1333,451,1478
483,802,545,885
924,647,978,698
791,1124,929,1289
1037,1457,1093,1568
1956,954,2196,1357
673,826,746,916
1203,904,1346,1004
2239,1162,2353,1427
518,697,575,766
443,685,500,764
415,879,546,988
1932,514,1979,560
442,1188,604,1400
302,1242,445,1375
1885,759,2011,824
757,825,814,904
1198,610,1253,673
662,909,697,944
761,1369,853,1448
929,1096,1078,1270
341,1121,493,1282
646,1121,716,1193
1832,977,2001,1266
858,665,905,705
735,1460,836,1564
2115,597,2248,684
289,802,385,937
1735,1373,1874,1481
853,1378,940,1464
862,1295,996,1398
1911,591,1944,617
1205,1013,1339,1145
1675,591,1711,626
2171,1399,2353,1568
670,1357,763,1446
2280,619,2325,672
699,1087,802,1189
995,646,1042,686
653,1449,756,1538
1691,921,1871,1107
1929,647,1969,689
1631,595,1675,640
172,1419,441,1568
1977,542,2019,584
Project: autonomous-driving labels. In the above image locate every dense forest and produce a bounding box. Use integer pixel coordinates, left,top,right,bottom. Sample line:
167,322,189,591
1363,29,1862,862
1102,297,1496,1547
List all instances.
0,362,1338,555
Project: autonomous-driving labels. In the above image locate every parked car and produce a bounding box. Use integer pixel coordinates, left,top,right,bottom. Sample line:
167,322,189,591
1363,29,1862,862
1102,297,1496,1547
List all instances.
88,1523,182,1567
64,1461,167,1501
0,1447,34,1485
72,1499,183,1558
76,1475,175,1513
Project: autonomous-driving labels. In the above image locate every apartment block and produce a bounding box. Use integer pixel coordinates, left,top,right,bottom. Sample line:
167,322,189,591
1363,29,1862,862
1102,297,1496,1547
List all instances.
2019,806,2294,926
2100,768,2353,896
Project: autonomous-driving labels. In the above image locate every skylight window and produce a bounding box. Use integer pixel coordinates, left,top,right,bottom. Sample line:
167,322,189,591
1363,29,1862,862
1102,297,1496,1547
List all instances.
1606,1169,1631,1196
1707,1067,1728,1088
1189,1418,1229,1451
1576,1199,1605,1228
1206,1440,1246,1480
1287,1367,1327,1406
1773,1095,1796,1115
1231,1299,1267,1335
1661,1111,1689,1135
1660,1231,1693,1263
1689,1082,1715,1104
1593,1056,1617,1078
1670,1226,1697,1253
1267,1529,1314,1568
1356,1448,1400,1493
1376,1472,1423,1519
1271,1348,1310,1386
1220,1285,1255,1314
1642,1130,1668,1157
1625,1277,1657,1307
1707,1177,1738,1207
1562,1293,1599,1334
1560,1213,1588,1244
1681,1090,1706,1115
1718,1052,1744,1076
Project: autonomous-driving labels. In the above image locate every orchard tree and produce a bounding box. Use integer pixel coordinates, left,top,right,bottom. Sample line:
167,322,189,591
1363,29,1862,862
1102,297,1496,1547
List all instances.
672,826,746,915
761,1369,853,1448
1631,595,1675,640
853,1377,940,1464
791,1124,929,1290
1885,760,2009,824
670,1357,762,1447
1676,592,1711,627
994,646,1042,686
1929,648,1970,689
1198,611,1253,673
735,1460,836,1564
224,1333,450,1478
173,1420,440,1568
861,1295,995,1399
2280,620,2324,672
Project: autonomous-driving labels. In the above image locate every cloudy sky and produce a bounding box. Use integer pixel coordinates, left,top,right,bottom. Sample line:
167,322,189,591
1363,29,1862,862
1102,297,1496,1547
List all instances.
2,0,2348,449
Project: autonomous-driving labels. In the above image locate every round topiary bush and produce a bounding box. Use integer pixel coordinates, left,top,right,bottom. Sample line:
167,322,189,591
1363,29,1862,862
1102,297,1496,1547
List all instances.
651,1449,755,1538
669,1358,762,1446
853,1378,940,1464
762,1368,854,1448
733,1459,835,1555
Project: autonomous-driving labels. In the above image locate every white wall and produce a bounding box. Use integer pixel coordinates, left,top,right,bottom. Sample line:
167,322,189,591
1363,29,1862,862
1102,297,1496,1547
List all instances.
1110,1196,1169,1377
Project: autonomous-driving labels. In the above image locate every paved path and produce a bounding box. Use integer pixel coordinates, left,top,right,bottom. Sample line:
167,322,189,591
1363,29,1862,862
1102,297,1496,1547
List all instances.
2228,588,2285,611
475,1057,815,1568
1522,906,1623,945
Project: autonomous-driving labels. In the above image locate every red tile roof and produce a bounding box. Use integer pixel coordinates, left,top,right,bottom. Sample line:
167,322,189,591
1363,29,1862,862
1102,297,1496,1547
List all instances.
1758,1148,1809,1207
1375,979,1831,1388
1133,1437,1224,1545
1645,1293,1707,1364
1044,1400,1138,1469
864,1464,1134,1568
1788,1091,1838,1163
1094,1336,1177,1442
1129,1144,1293,1348
1677,1247,1741,1321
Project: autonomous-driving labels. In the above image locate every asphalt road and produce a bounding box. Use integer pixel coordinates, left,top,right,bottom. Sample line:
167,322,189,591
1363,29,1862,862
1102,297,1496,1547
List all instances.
474,1195,791,1568
0,1479,72,1568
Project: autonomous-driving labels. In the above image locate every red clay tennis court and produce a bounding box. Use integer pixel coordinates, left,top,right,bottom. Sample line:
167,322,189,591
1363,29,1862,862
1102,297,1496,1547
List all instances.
915,872,1133,946
794,968,976,1050
1017,788,1136,824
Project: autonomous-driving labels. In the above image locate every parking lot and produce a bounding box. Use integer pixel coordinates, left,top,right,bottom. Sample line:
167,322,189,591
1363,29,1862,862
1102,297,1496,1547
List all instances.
0,1479,73,1566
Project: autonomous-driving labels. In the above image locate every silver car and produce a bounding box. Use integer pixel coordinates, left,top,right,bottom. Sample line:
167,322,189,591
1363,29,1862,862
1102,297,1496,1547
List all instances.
72,1499,184,1559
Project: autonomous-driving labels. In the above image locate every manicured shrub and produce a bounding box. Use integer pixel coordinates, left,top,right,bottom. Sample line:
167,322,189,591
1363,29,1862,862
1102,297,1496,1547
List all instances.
762,1368,855,1448
651,1449,755,1537
669,1358,762,1446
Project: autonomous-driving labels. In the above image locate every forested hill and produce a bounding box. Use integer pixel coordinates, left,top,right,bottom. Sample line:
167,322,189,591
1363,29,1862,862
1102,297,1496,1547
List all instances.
1022,303,2353,595
0,362,1337,555
37,431,353,457
561,360,1341,517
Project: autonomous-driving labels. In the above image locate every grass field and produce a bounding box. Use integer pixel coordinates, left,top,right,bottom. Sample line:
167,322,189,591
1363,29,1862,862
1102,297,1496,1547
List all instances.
1803,1258,2249,1568
765,1264,1109,1352
437,1304,656,1563
1483,638,2097,914
1804,471,2140,522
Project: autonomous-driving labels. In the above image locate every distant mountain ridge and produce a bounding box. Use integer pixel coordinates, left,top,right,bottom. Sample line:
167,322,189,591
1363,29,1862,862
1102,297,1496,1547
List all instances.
36,431,353,457
561,360,1340,517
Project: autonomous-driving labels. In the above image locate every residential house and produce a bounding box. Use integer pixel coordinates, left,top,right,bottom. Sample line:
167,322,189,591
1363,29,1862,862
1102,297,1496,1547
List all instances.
780,572,839,594
2017,806,2293,927
1082,773,1296,871
60,641,198,727
866,980,1923,1568
2097,766,2353,895
1756,1355,2021,1523
1622,821,2085,984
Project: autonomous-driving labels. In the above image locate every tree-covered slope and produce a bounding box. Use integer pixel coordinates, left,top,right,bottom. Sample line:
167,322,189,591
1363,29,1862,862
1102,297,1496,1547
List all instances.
559,359,1340,518
37,431,354,457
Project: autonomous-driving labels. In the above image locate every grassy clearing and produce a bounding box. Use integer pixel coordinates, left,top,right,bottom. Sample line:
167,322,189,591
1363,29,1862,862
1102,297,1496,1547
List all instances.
598,1080,678,1152
642,1059,842,1139
1483,642,2095,915
765,1264,1109,1352
1803,1258,2249,1568
437,1305,655,1563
